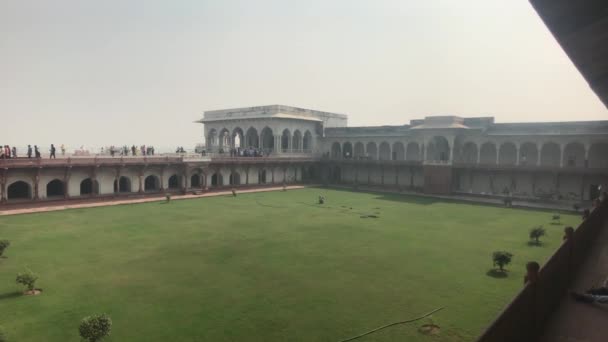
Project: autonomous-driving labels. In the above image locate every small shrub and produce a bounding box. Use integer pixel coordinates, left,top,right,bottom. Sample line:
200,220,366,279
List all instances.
0,240,10,257
79,314,112,342
552,214,561,224
16,271,38,291
492,251,513,272
529,226,546,245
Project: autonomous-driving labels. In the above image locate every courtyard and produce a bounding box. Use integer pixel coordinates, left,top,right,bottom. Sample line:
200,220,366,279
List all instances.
0,188,578,341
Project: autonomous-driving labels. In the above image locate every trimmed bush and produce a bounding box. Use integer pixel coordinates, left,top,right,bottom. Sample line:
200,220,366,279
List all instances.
16,271,38,292
529,226,546,245
0,240,10,257
79,314,112,342
492,251,513,271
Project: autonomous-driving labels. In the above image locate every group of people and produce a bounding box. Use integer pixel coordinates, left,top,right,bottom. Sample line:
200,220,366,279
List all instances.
0,144,64,159
220,147,267,157
106,145,156,157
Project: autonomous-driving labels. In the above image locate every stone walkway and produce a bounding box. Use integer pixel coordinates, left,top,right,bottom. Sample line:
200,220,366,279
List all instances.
0,185,308,216
539,219,608,342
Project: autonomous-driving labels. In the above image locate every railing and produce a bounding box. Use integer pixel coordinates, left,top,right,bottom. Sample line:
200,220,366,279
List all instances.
476,201,608,342
0,154,211,168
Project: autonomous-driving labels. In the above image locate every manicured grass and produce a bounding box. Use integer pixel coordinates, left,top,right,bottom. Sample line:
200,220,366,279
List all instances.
0,188,579,341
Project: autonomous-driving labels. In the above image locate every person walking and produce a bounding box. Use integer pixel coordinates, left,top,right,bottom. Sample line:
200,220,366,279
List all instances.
50,144,56,159
27,145,32,158
34,145,41,158
11,146,17,158
61,144,66,156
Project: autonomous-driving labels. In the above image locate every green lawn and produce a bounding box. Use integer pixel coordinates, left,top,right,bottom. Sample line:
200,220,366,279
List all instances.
0,188,578,341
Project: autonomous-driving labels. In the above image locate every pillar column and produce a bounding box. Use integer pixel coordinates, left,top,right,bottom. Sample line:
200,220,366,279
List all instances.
274,135,281,154
381,165,385,185
64,167,71,200
476,146,481,164
91,166,98,197
138,170,144,194
271,167,275,184
559,144,564,168
395,165,399,186
245,166,250,185
183,168,189,192
34,169,40,200
160,167,165,191
0,169,6,203
299,136,304,153
536,143,541,166
516,145,520,166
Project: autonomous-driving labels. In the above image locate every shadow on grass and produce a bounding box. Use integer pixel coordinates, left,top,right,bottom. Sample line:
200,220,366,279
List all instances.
0,291,22,300
527,241,544,247
486,269,509,278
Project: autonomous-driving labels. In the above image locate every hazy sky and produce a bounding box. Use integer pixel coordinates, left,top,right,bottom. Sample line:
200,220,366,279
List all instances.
2,0,606,151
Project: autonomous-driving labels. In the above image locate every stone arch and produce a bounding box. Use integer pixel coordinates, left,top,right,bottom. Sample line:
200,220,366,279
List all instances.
46,179,64,197
7,180,32,200
354,142,365,158
207,129,218,149
190,174,202,188
258,169,267,184
219,128,231,152
392,142,405,160
519,142,538,166
498,142,517,165
303,130,313,152
211,173,223,187
427,136,450,161
406,142,420,161
331,142,342,159
245,127,259,148
540,142,560,167
281,129,291,152
589,143,608,168
379,142,391,161
343,142,353,159
366,142,378,159
292,130,302,152
168,174,180,189
232,127,244,148
80,178,99,195
144,175,160,192
563,142,585,167
479,142,497,164
114,176,131,193
260,127,274,152
229,172,241,185
461,142,478,163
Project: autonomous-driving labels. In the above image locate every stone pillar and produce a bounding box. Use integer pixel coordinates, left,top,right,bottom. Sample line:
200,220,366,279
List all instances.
274,135,281,154
299,135,304,153
138,171,144,193
271,167,275,184
515,145,520,166
559,144,564,168
34,169,40,200
183,168,189,192
245,166,249,185
395,165,399,186
476,146,481,164
64,167,71,200
536,143,541,166
160,167,165,191
381,165,385,185
0,169,6,203
584,144,590,168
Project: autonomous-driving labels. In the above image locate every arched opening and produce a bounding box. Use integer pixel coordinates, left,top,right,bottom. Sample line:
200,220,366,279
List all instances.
168,175,180,189
206,129,218,151
520,142,538,166
331,142,342,159
232,127,244,149
191,174,202,188
281,129,291,153
498,142,517,165
540,142,560,167
379,142,391,161
144,175,160,192
406,142,420,161
366,142,378,160
392,142,405,160
219,128,231,153
354,142,365,159
303,130,313,152
229,172,240,185
260,127,274,152
461,142,478,163
427,136,450,161
258,170,267,184
80,178,99,195
292,130,302,152
343,142,353,159
588,143,608,168
46,179,64,197
211,173,223,187
479,142,497,164
245,127,259,148
7,181,31,200
114,176,131,193
563,142,585,167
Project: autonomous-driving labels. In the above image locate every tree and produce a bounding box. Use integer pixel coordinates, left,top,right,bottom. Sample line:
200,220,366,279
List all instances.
552,214,561,225
0,240,10,257
492,251,513,272
529,226,546,245
16,271,38,292
79,314,112,342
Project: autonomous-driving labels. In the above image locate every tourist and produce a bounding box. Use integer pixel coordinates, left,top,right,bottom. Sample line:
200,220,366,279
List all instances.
34,145,41,158
27,145,32,158
0,146,4,159
110,146,115,157
61,144,66,156
11,146,17,158
50,144,56,159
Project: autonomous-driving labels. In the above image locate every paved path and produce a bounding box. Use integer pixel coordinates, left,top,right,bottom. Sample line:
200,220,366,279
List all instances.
0,185,308,216
539,219,608,342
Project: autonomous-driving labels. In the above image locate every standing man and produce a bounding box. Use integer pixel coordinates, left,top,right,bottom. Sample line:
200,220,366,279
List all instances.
61,144,66,156
27,145,32,158
11,146,17,158
34,145,41,158
50,144,56,159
